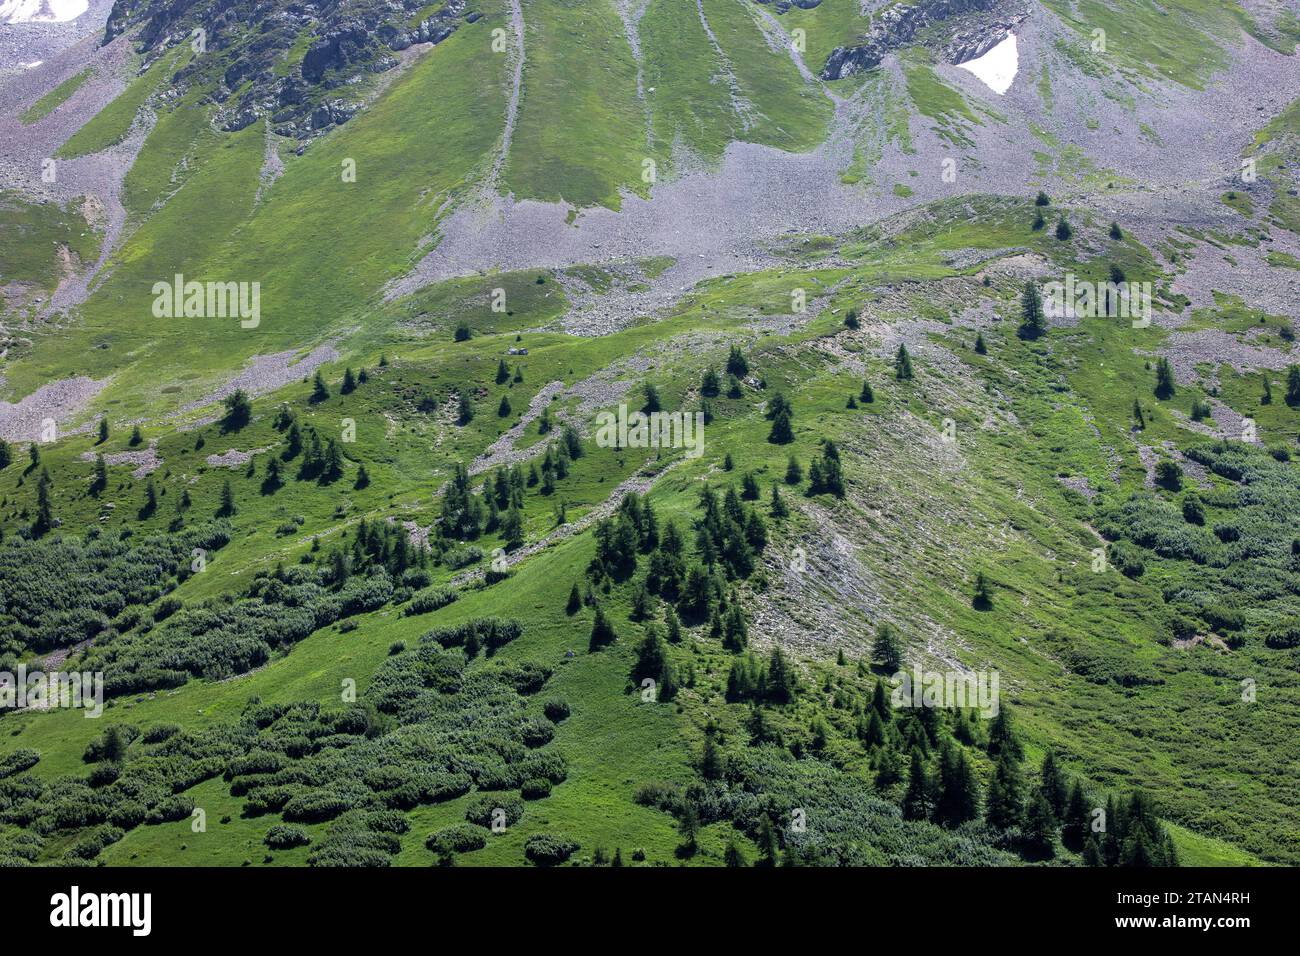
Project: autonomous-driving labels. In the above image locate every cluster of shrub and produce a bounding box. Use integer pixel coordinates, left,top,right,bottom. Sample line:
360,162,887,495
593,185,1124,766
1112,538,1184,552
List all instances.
0,616,568,866
1096,440,1300,650
0,523,231,658
2,514,456,700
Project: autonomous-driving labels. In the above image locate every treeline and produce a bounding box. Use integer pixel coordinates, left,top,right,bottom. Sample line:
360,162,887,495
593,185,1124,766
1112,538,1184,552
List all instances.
439,426,584,547
636,653,1180,866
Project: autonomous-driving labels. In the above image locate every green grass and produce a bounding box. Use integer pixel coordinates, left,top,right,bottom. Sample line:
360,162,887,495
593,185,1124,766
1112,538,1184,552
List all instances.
902,53,981,148
1041,0,1239,91
0,192,99,301
57,48,188,159
20,69,92,125
504,0,647,208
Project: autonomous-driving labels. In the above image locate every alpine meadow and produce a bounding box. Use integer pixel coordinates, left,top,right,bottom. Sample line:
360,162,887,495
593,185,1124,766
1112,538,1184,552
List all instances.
1,0,1299,897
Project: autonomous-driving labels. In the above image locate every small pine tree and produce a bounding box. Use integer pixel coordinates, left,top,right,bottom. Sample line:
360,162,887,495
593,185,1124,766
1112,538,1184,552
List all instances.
902,751,935,821
498,394,512,417
354,464,370,490
1133,399,1146,430
860,380,874,403
973,571,993,610
90,454,108,495
589,605,618,651
496,359,510,385
974,332,987,355
1109,221,1123,240
872,623,904,671
784,455,803,484
726,345,749,377
341,367,357,394
217,478,236,517
1040,750,1068,817
1287,365,1300,407
768,408,794,444
32,470,55,537
895,343,914,380
97,418,109,444
566,583,582,615
454,321,471,342
1055,216,1072,240
311,371,330,403
1031,208,1045,231
1019,282,1045,339
129,424,143,447
222,389,252,429
1154,357,1176,400
770,483,789,518
1035,190,1050,206
642,382,662,414
985,752,1024,830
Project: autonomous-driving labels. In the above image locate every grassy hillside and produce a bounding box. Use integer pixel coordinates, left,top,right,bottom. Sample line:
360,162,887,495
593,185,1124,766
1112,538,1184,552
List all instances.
1,0,1299,870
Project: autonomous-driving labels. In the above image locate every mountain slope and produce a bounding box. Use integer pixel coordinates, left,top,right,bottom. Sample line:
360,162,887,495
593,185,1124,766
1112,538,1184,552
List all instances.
0,0,1298,868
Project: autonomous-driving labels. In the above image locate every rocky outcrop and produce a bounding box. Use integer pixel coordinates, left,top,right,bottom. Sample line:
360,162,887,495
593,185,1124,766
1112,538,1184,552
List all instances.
101,0,474,139
753,0,823,12
820,0,1026,80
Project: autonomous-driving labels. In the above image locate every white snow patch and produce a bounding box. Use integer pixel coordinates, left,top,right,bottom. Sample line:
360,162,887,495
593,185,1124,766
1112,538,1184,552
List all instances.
0,0,88,24
956,32,1018,95
21,61,44,69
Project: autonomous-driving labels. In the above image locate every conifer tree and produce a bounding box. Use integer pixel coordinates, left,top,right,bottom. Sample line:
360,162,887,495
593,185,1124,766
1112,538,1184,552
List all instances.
872,622,904,671
784,455,803,484
768,408,794,444
902,751,935,821
589,605,618,651
1040,750,1068,817
90,454,108,496
1024,791,1057,858
1019,281,1045,339
936,744,980,826
217,478,236,517
895,343,914,380
1154,357,1176,400
311,370,330,403
984,752,1024,830
33,469,55,536
1061,780,1090,852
